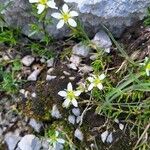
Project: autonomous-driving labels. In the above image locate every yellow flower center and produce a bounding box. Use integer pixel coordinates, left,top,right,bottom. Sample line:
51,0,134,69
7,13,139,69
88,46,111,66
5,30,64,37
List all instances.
62,13,70,22
94,78,101,85
67,91,75,100
146,63,150,70
39,0,47,5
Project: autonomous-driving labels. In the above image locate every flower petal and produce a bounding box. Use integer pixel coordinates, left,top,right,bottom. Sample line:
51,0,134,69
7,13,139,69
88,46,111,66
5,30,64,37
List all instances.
29,0,39,3
47,0,58,9
51,12,62,19
97,83,103,90
37,4,45,14
58,91,67,97
88,83,94,91
55,131,59,137
57,20,65,29
74,91,81,97
57,138,65,144
99,74,106,80
67,82,73,91
62,4,69,13
68,18,77,27
63,99,70,108
87,77,94,82
70,11,78,17
145,57,149,63
72,99,78,107
146,68,150,76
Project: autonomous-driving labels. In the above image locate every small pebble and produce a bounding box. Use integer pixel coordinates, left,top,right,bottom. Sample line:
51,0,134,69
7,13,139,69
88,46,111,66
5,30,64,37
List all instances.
60,76,65,79
3,55,10,61
47,68,54,74
40,58,46,63
68,115,75,125
69,77,75,81
101,130,109,143
78,65,93,74
46,75,56,81
51,105,62,119
21,55,35,67
67,63,77,70
106,132,113,143
119,123,124,130
72,42,90,57
47,58,54,67
72,108,80,117
70,55,82,66
19,89,25,94
76,116,81,124
63,71,71,76
27,69,41,81
31,92,36,98
74,129,83,141
29,119,43,133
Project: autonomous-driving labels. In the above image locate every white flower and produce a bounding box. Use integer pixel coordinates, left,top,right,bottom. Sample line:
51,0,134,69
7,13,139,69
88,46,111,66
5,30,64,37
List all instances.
29,0,57,14
58,82,82,108
140,57,150,76
87,74,106,91
51,4,78,29
48,131,65,149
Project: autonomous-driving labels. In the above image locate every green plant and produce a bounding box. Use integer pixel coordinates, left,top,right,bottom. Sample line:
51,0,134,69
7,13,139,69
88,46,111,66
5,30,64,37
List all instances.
0,28,21,46
29,5,53,45
29,43,54,59
0,59,22,94
144,7,150,26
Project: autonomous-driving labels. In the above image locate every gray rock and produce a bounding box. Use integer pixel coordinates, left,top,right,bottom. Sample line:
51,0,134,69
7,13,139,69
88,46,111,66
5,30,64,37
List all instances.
18,134,42,150
72,43,90,57
1,0,150,39
29,119,43,133
65,0,150,36
5,132,21,150
21,55,35,67
92,30,112,53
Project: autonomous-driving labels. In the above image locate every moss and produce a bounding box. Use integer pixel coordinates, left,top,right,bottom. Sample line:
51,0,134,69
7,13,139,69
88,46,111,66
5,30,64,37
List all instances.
19,63,81,121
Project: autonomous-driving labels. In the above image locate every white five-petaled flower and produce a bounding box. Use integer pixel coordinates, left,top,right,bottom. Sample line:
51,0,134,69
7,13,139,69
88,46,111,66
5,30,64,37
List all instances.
48,131,65,149
140,57,150,76
51,4,78,29
58,82,81,108
29,0,58,14
87,74,106,91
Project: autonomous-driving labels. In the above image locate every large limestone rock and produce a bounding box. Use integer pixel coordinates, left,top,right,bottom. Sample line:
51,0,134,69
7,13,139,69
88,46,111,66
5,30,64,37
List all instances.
1,0,150,39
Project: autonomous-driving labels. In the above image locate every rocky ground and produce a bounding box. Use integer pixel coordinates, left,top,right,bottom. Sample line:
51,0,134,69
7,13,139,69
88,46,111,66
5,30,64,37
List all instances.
0,22,150,150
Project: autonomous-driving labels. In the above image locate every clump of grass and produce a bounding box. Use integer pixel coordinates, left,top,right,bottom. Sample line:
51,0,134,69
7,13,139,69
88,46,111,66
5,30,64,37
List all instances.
0,59,22,94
